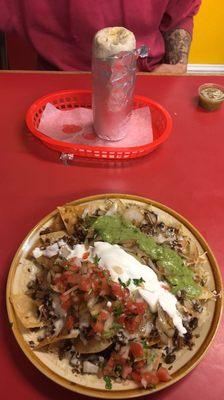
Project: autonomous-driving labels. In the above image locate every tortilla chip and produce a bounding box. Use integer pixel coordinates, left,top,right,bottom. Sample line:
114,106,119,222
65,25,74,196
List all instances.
51,213,65,231
73,338,112,354
40,230,66,245
34,329,80,349
57,205,85,235
11,294,42,328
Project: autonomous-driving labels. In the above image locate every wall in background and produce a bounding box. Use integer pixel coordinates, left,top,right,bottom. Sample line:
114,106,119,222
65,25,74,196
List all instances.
189,0,224,64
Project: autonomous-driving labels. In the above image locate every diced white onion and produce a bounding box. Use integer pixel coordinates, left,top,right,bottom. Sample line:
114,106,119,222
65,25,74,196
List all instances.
83,361,99,374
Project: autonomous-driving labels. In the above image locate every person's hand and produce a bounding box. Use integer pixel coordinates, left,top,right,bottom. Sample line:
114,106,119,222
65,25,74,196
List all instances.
152,63,187,74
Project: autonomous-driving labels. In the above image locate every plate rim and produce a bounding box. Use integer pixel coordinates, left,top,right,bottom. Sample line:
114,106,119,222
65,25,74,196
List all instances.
6,193,223,398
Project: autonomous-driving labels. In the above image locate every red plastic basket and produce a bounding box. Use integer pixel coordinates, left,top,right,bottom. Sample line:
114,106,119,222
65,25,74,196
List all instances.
26,89,172,160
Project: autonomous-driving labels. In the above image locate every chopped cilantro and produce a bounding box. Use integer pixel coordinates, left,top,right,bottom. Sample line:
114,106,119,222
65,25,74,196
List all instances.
93,255,101,266
118,278,131,288
113,304,123,317
63,264,69,270
103,376,112,390
142,339,149,349
112,322,123,331
118,278,124,287
115,364,122,375
133,277,145,286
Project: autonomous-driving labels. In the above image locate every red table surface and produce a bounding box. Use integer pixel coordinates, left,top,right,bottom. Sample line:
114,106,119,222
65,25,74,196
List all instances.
0,72,223,400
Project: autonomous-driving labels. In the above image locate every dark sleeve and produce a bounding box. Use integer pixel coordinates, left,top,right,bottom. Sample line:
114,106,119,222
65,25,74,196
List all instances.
160,0,201,35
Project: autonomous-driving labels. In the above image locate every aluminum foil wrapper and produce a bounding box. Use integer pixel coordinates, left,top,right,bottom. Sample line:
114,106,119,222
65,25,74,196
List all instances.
92,51,137,141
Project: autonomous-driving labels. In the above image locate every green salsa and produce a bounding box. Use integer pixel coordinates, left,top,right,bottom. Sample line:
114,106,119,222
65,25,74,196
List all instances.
93,214,201,298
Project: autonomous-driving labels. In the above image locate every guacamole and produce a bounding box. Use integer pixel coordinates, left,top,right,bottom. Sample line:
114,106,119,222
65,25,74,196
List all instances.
93,214,201,298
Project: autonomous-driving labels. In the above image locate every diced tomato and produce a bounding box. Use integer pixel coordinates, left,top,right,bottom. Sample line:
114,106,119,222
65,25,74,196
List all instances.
66,315,75,330
92,276,101,292
135,301,147,315
122,365,132,379
79,278,91,292
107,356,115,369
142,371,159,385
131,371,142,383
102,355,115,375
99,278,110,296
61,298,72,311
53,275,66,292
82,251,89,260
125,300,147,315
67,257,78,264
126,300,137,313
62,261,69,268
69,264,80,272
130,342,144,358
92,320,104,333
134,360,145,370
125,315,142,333
63,271,78,285
117,314,126,325
117,356,128,365
157,367,171,382
111,282,124,299
97,270,106,279
99,309,109,321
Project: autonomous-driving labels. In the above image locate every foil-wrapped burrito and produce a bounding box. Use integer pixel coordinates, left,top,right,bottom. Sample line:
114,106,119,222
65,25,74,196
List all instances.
92,27,136,141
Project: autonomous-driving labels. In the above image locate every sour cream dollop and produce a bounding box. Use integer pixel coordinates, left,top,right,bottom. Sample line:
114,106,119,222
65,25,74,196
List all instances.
93,242,186,336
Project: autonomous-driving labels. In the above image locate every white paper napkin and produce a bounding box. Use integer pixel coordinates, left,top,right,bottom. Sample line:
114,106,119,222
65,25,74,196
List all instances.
38,103,153,147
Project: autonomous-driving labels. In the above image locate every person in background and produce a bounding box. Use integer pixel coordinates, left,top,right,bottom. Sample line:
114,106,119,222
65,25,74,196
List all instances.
0,0,201,73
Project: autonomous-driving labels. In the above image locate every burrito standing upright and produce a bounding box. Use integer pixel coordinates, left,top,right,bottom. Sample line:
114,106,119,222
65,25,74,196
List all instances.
92,27,136,141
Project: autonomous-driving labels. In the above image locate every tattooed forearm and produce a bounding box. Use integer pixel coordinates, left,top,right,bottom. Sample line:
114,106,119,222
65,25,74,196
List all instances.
163,29,192,65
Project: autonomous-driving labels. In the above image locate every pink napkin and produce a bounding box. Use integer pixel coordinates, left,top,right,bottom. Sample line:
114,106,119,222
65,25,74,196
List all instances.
38,103,153,147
